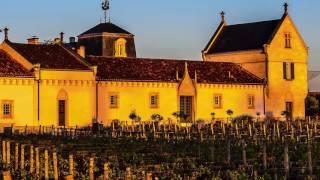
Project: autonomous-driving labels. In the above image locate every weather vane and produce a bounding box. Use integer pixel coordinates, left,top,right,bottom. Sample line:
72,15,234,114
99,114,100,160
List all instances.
102,0,110,23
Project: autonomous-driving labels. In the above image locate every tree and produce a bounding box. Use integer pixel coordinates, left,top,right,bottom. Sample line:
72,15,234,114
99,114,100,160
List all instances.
305,95,319,117
226,109,234,123
151,114,163,122
129,110,141,122
172,111,190,124
211,112,216,121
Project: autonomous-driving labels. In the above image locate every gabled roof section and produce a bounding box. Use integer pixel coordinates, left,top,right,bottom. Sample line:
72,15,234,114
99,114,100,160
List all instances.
80,22,132,36
0,50,33,77
205,19,281,54
87,56,264,84
7,42,91,70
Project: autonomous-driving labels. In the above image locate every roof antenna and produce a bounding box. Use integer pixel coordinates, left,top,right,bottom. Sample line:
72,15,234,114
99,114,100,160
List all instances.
102,0,110,23
284,2,289,14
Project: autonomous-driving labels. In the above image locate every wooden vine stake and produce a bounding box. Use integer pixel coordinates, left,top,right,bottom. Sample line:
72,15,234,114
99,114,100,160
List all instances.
307,141,313,176
2,141,6,164
89,157,94,180
14,143,18,171
20,144,25,170
146,172,153,180
242,140,247,167
104,163,110,180
30,145,34,174
69,154,74,177
125,167,132,180
53,151,58,180
227,140,231,165
263,142,267,170
6,141,10,165
44,149,49,180
284,142,289,176
35,147,40,178
2,171,12,180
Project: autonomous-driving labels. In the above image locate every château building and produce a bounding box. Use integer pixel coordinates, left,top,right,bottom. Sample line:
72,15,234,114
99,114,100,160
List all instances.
0,4,308,129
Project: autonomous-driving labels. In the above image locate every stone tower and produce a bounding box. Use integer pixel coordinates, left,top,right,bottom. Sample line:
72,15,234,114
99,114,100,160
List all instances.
78,22,136,58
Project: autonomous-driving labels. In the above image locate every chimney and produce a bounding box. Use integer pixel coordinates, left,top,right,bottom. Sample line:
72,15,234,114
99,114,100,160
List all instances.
27,36,40,45
77,46,86,58
69,37,76,43
60,32,64,44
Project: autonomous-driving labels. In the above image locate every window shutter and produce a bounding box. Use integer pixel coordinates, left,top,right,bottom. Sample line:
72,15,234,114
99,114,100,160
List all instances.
291,63,295,80
283,62,287,80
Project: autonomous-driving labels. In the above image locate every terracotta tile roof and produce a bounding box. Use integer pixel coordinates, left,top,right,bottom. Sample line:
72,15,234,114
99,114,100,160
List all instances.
80,22,132,36
207,19,281,53
7,42,90,70
0,50,33,77
87,56,264,84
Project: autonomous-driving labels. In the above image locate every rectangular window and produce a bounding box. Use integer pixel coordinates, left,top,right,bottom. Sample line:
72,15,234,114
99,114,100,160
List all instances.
285,33,292,48
150,93,159,108
213,94,222,108
283,62,295,80
2,100,13,118
248,95,255,109
109,93,119,108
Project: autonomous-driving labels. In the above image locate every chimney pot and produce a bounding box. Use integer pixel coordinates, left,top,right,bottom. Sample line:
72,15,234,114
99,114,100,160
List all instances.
69,37,76,43
60,32,64,44
27,36,40,45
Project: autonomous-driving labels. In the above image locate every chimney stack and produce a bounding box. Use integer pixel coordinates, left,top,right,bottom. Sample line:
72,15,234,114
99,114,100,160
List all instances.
69,37,76,43
27,36,40,45
60,32,64,44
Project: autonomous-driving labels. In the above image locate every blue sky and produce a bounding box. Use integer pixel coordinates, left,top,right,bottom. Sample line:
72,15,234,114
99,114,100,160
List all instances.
0,0,319,70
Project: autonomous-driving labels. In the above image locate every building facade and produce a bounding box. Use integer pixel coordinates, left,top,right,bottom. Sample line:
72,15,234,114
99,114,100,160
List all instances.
0,7,308,129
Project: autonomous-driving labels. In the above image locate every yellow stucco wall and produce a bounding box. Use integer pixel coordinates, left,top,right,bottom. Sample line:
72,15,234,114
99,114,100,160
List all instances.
0,78,35,127
204,49,267,79
196,84,264,120
98,81,179,125
97,80,265,125
38,70,96,127
265,16,308,118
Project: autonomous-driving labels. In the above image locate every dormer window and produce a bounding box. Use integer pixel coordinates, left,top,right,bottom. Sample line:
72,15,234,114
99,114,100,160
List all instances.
284,33,292,48
115,38,127,57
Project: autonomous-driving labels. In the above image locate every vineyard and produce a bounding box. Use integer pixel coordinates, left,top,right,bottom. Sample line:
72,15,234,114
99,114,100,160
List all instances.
1,119,320,179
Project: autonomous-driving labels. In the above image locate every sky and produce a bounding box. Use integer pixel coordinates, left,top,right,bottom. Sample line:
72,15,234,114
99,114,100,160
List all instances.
0,0,319,70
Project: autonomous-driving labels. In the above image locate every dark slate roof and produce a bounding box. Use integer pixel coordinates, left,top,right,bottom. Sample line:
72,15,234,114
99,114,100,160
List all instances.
80,22,132,36
8,42,90,70
87,56,264,84
0,50,33,77
207,19,281,53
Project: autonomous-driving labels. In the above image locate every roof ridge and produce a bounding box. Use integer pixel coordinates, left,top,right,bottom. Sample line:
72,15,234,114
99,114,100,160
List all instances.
87,56,239,64
226,19,281,27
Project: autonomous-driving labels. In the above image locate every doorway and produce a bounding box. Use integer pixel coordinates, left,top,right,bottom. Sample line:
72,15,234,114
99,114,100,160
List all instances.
58,100,66,126
285,102,293,120
180,96,193,123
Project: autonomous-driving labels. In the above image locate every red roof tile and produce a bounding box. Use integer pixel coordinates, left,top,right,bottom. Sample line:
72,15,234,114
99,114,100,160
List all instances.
0,50,33,77
8,41,90,70
87,56,264,84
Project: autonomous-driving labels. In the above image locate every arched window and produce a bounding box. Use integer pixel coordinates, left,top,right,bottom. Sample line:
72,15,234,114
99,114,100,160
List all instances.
114,38,127,57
